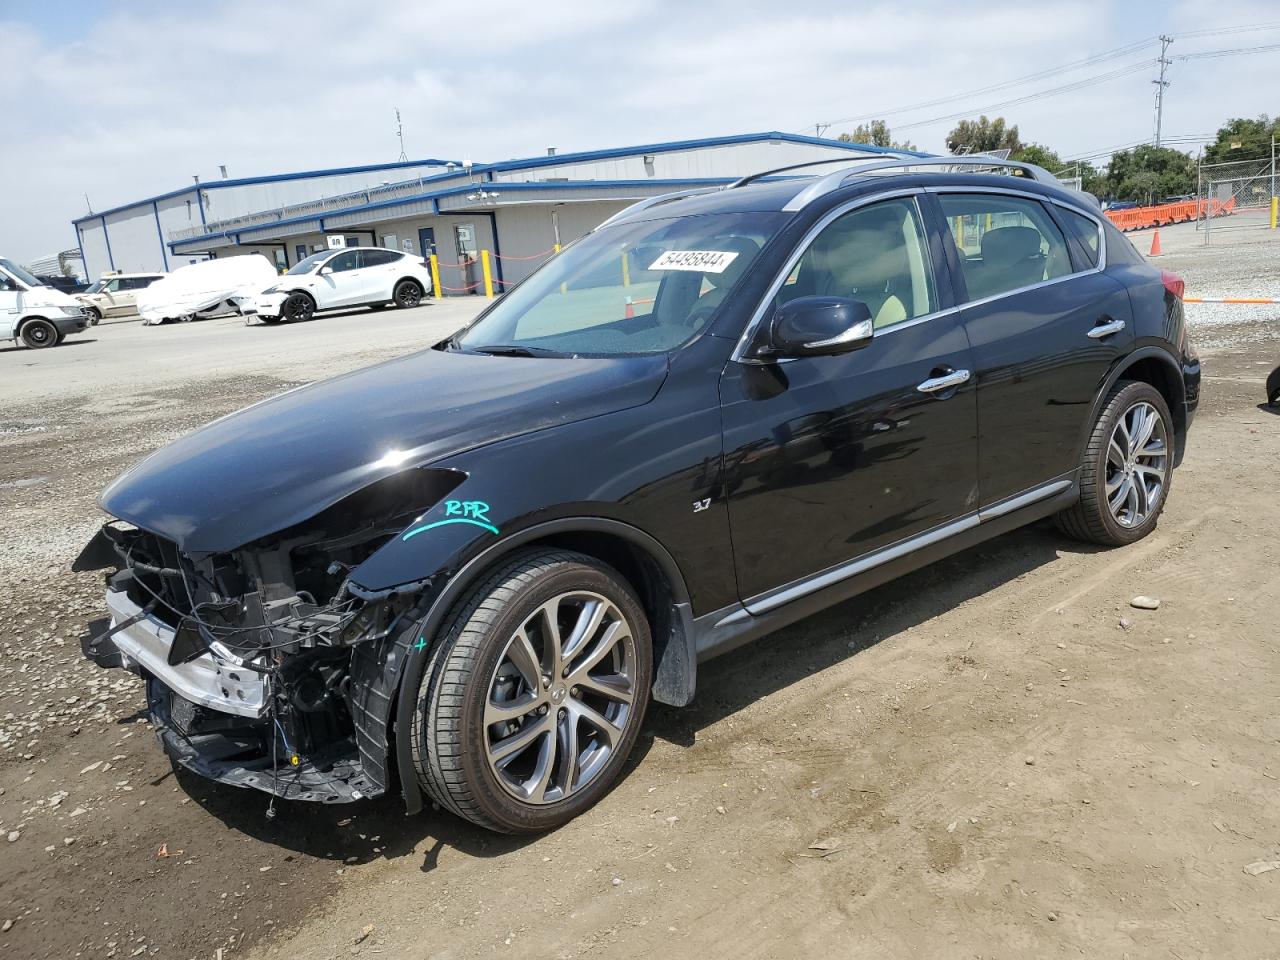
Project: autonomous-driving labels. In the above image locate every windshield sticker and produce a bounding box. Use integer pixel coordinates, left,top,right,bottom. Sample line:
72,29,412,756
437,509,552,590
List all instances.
402,499,499,540
648,250,740,274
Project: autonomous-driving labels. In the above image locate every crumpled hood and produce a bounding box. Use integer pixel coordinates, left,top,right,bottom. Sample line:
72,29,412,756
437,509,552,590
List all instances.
101,348,669,552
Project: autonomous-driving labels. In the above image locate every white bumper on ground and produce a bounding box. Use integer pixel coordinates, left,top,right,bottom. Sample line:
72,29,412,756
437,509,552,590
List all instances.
250,291,288,318
105,588,268,719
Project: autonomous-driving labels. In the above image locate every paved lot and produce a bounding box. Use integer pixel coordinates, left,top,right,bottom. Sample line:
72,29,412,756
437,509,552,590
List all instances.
1,239,1279,959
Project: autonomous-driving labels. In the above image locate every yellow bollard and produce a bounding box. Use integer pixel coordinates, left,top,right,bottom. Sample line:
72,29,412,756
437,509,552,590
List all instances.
429,254,442,298
553,243,561,254
481,250,494,298
621,250,630,288
1271,196,1278,230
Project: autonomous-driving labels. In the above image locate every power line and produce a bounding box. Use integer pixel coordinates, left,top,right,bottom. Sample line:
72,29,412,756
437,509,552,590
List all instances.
1175,41,1280,61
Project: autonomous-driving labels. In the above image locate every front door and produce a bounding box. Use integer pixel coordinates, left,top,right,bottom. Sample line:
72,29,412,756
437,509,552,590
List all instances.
318,249,363,307
0,272,19,338
933,191,1134,508
720,194,980,603
417,227,436,259
100,278,125,316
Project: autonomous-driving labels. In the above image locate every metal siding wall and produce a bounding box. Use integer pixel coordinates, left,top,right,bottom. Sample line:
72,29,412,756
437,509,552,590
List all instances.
77,221,112,281
202,164,448,220
489,141,867,183
103,206,166,272
155,192,202,256
491,201,629,284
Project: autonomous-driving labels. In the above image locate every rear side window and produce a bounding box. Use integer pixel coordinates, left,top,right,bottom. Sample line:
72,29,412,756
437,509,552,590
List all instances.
778,197,937,329
938,194,1073,302
359,249,400,268
1057,208,1102,268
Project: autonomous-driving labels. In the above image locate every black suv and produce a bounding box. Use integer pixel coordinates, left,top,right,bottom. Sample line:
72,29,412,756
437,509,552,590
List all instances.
76,157,1199,833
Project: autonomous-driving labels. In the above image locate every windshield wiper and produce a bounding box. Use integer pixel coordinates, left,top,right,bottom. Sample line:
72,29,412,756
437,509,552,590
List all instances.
468,344,565,358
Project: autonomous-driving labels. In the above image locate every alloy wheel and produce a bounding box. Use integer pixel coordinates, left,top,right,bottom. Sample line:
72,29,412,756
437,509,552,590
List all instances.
483,591,636,805
1105,400,1168,528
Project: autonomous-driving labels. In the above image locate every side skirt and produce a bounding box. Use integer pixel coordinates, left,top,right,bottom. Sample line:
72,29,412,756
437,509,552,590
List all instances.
692,477,1077,665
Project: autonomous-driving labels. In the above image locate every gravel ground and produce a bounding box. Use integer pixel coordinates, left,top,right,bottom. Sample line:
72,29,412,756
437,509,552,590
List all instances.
1,241,1279,960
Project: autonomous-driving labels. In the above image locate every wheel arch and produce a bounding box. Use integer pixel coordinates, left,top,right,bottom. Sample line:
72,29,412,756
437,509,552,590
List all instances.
387,516,696,814
1081,346,1187,466
393,275,425,291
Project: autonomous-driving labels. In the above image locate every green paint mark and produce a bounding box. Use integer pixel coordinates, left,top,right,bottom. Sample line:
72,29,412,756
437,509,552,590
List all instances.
402,499,499,541
414,636,427,652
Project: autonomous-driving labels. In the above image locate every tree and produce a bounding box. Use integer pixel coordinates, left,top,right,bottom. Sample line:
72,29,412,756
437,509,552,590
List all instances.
1203,115,1280,164
945,116,1023,155
1011,143,1064,172
1103,145,1197,203
838,120,917,151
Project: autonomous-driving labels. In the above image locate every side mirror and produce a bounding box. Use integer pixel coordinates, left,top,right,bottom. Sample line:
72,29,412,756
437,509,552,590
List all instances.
319,266,334,276
769,296,874,358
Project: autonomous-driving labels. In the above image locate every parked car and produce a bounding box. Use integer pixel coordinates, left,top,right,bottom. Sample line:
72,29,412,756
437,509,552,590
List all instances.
77,272,166,323
250,247,431,323
1,256,90,348
75,157,1199,833
136,255,278,325
35,274,89,295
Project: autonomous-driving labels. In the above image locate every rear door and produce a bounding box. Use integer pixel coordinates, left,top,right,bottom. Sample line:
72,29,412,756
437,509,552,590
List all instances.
931,190,1134,509
356,249,401,302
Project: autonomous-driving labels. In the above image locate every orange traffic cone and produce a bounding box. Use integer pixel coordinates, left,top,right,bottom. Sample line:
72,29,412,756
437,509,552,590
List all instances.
1149,229,1162,256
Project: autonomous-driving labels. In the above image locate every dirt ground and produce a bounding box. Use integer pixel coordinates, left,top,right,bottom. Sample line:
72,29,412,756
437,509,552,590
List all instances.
2,225,1279,960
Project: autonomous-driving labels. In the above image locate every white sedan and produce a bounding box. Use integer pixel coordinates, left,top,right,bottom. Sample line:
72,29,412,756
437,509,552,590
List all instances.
252,247,432,323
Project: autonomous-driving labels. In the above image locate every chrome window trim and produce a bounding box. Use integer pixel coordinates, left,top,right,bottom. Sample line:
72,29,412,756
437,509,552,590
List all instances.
742,478,1073,615
730,188,942,364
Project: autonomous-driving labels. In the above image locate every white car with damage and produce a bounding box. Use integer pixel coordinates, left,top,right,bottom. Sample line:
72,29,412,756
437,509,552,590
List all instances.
137,255,279,325
251,247,431,323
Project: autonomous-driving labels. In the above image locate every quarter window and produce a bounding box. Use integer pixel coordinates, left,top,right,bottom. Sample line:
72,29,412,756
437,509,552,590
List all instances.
938,194,1073,302
1058,207,1102,268
778,197,936,329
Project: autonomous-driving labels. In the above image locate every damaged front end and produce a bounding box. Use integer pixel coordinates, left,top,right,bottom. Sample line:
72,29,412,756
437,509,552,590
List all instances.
75,470,460,804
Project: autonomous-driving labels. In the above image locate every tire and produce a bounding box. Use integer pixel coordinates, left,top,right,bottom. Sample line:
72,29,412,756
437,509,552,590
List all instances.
85,307,102,326
393,279,423,309
1055,380,1174,546
1266,364,1280,407
411,549,652,834
20,318,60,349
282,292,316,323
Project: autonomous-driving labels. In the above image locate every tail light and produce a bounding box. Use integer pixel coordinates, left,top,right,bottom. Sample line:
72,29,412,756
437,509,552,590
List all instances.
1161,269,1185,300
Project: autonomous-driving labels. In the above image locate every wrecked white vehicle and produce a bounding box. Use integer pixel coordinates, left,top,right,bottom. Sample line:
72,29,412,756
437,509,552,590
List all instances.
136,254,278,325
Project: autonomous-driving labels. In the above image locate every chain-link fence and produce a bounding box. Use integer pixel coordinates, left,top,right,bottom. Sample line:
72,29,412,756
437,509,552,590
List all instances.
1197,157,1277,243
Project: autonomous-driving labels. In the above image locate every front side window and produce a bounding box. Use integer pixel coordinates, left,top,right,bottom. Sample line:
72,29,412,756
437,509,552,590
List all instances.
105,278,123,292
327,251,360,272
454,211,787,356
938,193,1073,302
777,197,937,329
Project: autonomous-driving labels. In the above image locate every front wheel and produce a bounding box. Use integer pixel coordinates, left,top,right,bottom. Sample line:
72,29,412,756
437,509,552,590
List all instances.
393,280,423,309
411,550,652,833
282,292,315,323
1055,380,1174,546
85,307,102,325
20,319,60,349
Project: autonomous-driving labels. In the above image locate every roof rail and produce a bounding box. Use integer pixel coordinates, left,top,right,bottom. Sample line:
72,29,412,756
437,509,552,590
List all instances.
597,186,726,229
727,151,917,190
781,156,1061,211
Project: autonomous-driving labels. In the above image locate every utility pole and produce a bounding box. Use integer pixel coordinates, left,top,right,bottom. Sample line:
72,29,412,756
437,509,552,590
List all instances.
1153,35,1173,148
395,108,408,162
814,123,829,138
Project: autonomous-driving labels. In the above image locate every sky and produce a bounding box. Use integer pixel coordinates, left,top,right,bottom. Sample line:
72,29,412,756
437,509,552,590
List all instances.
3,0,1279,265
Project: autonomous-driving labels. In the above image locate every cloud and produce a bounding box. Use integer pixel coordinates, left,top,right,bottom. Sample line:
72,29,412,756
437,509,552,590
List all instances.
2,0,1279,264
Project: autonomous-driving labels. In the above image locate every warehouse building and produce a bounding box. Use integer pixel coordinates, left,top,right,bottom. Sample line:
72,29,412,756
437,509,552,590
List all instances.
72,133,914,294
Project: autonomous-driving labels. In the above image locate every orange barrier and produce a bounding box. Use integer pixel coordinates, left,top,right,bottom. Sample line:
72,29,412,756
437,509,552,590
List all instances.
1105,197,1236,232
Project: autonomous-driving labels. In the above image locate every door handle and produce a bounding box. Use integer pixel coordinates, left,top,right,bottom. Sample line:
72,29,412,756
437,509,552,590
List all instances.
916,368,971,394
1088,317,1126,339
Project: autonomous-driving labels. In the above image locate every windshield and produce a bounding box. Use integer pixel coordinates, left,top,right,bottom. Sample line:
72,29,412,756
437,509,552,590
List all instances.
85,280,107,293
0,258,44,288
286,251,332,275
455,211,786,356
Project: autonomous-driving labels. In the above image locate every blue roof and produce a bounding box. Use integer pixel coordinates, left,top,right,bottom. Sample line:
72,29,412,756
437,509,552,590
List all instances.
81,132,927,229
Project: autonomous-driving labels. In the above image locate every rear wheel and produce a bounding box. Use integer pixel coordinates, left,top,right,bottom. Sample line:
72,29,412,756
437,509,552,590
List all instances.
282,292,315,323
411,549,652,833
20,319,60,349
1055,380,1173,546
393,280,423,309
